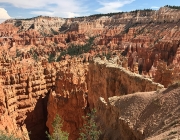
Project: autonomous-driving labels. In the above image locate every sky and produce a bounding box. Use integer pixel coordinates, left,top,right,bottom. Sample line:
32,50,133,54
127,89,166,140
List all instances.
0,0,180,22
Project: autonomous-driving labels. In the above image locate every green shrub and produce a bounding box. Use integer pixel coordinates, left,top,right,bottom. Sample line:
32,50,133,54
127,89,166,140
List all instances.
16,49,21,58
167,81,180,89
168,131,177,136
33,53,38,62
51,28,59,35
28,48,39,62
48,53,56,63
46,115,69,140
105,52,111,60
165,5,180,10
57,37,95,60
0,130,20,140
78,109,101,140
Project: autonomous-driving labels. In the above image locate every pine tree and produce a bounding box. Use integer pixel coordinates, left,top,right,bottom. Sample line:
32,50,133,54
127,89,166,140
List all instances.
79,109,101,140
0,130,20,140
46,115,69,140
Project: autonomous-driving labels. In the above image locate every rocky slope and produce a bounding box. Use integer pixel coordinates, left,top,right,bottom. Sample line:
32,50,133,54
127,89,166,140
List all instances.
96,86,180,140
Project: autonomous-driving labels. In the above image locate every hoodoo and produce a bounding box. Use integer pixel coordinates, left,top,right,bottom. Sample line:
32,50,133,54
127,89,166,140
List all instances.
0,6,180,140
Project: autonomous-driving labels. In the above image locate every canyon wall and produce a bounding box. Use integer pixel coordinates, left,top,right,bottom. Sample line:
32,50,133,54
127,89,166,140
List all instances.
0,56,57,139
6,7,180,36
87,57,164,139
45,56,164,140
0,6,180,140
5,16,65,34
0,54,89,139
88,57,163,108
46,59,88,140
2,7,180,88
0,53,177,140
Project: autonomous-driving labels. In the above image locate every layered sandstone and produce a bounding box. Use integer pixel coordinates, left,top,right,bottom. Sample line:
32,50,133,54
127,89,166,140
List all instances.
46,58,88,140
6,7,180,35
1,7,180,87
0,52,89,139
88,57,163,109
0,55,55,139
5,16,65,34
0,6,180,140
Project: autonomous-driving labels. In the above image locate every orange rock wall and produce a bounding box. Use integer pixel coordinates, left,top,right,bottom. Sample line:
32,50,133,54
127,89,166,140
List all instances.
46,60,88,140
88,58,163,108
0,61,56,139
87,58,164,139
0,56,89,140
0,6,180,140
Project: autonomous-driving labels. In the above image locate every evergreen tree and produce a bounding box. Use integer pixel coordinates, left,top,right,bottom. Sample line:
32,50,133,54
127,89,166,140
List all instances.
48,53,56,63
16,49,21,58
0,131,20,140
33,53,38,62
79,109,101,140
46,115,69,140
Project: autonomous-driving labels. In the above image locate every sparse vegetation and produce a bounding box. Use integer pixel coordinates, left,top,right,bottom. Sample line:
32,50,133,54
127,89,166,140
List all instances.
48,53,56,63
169,120,179,127
16,49,21,58
105,52,112,60
14,20,22,27
167,81,180,89
77,9,153,18
130,9,153,13
165,5,180,10
29,48,39,62
56,51,66,62
33,52,39,62
51,28,59,35
123,22,142,34
56,37,95,61
168,131,177,136
0,130,20,140
88,12,124,17
15,15,52,21
78,109,101,140
46,115,69,140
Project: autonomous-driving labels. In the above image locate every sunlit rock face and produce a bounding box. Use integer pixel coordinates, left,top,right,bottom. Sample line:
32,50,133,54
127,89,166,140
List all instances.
0,6,180,140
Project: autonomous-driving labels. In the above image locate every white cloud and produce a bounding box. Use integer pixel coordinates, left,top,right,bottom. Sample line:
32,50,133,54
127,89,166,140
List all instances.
151,6,160,9
30,10,80,18
66,12,80,18
0,8,11,23
96,0,135,13
0,0,88,18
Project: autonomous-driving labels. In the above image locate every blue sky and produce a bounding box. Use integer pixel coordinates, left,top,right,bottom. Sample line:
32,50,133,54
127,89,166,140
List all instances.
0,0,180,22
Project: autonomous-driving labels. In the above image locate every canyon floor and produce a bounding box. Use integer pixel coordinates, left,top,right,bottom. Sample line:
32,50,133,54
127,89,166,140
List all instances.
0,6,180,140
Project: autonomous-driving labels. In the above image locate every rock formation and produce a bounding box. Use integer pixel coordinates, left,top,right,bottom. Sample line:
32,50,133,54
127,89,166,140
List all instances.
96,86,180,140
0,54,55,139
0,6,180,140
88,57,163,109
46,58,88,140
